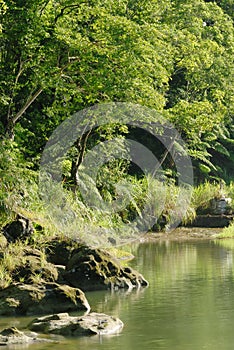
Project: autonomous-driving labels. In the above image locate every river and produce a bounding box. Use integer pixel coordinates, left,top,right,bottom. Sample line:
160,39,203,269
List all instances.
1,231,234,349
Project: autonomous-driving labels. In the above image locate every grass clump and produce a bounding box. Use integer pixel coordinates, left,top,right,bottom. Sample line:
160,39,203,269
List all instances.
190,181,234,215
191,182,222,214
0,241,25,289
216,221,234,239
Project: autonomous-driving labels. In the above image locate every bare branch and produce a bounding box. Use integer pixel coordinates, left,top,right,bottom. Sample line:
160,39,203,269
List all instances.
7,60,25,120
152,134,177,177
54,4,81,24
12,88,43,124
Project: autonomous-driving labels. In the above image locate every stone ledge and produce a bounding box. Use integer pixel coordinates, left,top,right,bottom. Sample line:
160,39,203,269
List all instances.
187,215,234,228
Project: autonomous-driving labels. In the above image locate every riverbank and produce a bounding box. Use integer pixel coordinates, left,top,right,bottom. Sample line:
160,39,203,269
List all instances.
144,227,223,242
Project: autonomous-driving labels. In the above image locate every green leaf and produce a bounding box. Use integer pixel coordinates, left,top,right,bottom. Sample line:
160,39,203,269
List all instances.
199,163,211,174
213,142,230,156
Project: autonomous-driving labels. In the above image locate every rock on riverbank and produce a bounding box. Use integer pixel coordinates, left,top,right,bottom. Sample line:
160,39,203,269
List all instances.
0,283,90,316
63,245,149,291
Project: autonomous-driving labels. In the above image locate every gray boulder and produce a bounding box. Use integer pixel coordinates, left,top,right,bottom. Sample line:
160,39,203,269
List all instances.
29,312,124,336
0,283,90,316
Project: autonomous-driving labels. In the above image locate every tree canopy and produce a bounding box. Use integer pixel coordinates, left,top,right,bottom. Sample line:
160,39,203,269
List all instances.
0,0,233,182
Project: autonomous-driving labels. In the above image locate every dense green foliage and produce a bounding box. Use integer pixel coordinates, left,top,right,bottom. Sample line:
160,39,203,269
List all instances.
0,0,233,235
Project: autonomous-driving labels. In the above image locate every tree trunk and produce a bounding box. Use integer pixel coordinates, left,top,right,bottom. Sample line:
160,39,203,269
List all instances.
71,129,93,191
2,116,15,140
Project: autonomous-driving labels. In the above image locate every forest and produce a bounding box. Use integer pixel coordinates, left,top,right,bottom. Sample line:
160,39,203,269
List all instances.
1,0,234,243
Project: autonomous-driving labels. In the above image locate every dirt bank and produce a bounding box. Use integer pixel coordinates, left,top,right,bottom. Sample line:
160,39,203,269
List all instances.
144,227,223,242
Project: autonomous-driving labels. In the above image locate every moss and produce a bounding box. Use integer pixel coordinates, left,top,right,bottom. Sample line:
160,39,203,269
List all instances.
5,298,20,308
59,285,78,305
108,247,135,262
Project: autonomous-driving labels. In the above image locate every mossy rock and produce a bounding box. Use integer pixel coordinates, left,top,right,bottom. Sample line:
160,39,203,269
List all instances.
64,246,148,291
45,238,82,265
16,255,58,284
0,282,90,316
3,246,59,285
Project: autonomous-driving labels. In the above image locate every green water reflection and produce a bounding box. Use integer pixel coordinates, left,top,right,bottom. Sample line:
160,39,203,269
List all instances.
2,235,234,350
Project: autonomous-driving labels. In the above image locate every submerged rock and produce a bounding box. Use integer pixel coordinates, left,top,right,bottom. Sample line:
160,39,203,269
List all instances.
29,312,124,336
0,327,53,346
64,246,149,291
0,283,90,316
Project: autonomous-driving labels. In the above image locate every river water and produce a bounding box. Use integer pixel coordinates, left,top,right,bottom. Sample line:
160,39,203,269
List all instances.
2,232,234,350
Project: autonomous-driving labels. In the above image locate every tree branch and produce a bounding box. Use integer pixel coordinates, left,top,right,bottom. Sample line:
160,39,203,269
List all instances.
7,59,24,120
152,134,177,177
54,4,81,24
12,88,43,124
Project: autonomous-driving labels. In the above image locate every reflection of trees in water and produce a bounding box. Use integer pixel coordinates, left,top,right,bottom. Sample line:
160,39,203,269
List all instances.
129,239,234,289
129,241,197,287
86,238,234,323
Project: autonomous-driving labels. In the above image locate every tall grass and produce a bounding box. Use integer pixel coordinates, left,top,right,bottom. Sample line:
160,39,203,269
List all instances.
1,142,233,246
191,182,221,214
227,182,234,210
190,181,234,215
